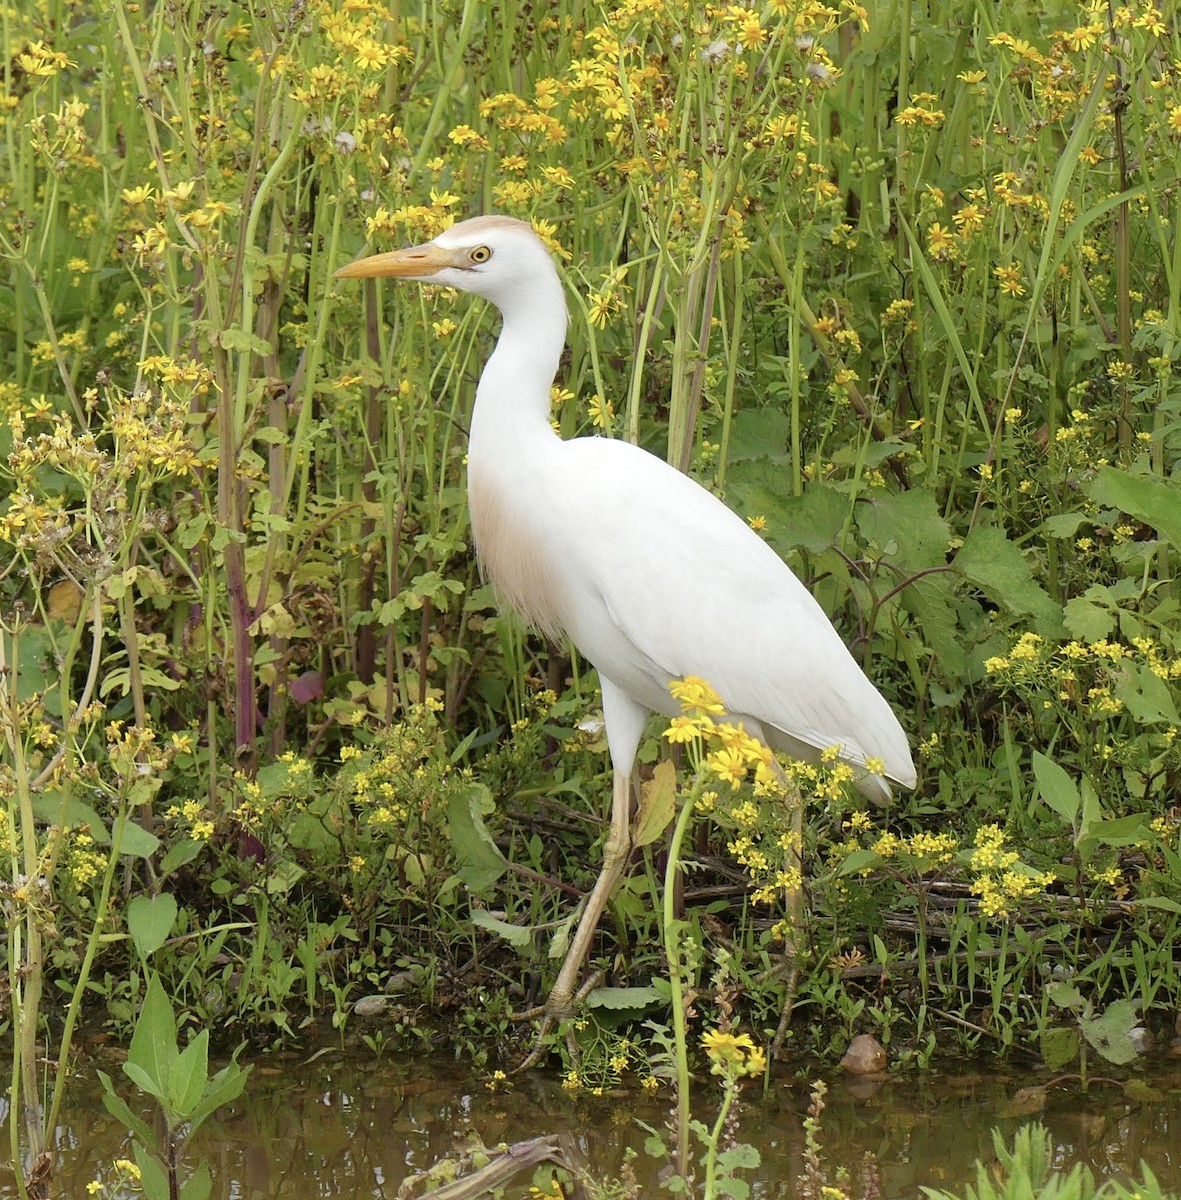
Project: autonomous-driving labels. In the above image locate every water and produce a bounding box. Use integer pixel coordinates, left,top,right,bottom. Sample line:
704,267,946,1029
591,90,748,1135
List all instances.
4,1051,1180,1197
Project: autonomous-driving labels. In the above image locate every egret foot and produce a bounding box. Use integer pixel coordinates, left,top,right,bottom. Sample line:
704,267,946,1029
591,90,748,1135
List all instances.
512,971,604,1073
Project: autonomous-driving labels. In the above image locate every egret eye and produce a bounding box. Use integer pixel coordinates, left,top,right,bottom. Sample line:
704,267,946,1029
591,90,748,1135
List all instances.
469,245,492,264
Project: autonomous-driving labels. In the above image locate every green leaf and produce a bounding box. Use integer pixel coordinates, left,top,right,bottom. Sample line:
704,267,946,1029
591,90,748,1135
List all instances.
1079,813,1154,852
185,1058,251,1130
133,1144,172,1200
122,1061,170,1105
160,838,204,877
170,1030,210,1118
726,406,789,463
1046,980,1084,1010
1080,998,1141,1065
1062,596,1115,642
447,783,507,892
180,1163,213,1200
1031,753,1080,825
127,894,178,960
834,848,882,877
469,908,534,950
954,525,1064,637
265,860,307,895
1087,466,1181,552
31,792,110,844
1039,1026,1079,1072
633,760,677,848
585,985,663,1010
119,822,161,860
1114,663,1181,726
214,326,275,357
126,975,180,1096
1041,511,1088,539
716,1143,761,1172
857,488,950,567
98,1070,158,1150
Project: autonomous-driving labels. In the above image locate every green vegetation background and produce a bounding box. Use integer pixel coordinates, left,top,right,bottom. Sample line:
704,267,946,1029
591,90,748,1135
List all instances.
2,0,1180,1105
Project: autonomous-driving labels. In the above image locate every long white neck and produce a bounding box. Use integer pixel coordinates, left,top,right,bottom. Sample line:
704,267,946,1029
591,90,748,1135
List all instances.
468,273,568,456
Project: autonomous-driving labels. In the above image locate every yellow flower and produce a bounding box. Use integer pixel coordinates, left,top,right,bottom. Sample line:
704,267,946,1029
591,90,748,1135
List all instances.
587,393,614,429
669,676,725,716
927,222,955,258
121,184,156,206
664,715,705,744
706,746,749,790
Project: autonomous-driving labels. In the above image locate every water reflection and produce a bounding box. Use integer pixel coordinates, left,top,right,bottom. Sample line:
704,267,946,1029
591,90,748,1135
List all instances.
2,1053,1179,1198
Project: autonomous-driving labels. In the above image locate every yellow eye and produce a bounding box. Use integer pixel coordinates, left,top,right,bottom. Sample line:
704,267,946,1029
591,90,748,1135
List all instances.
469,245,492,264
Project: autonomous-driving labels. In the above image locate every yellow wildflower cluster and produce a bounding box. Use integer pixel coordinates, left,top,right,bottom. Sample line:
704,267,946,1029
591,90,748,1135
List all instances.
969,824,1055,919
664,677,881,914
164,798,216,844
1,380,201,567
701,1028,767,1079
16,39,75,78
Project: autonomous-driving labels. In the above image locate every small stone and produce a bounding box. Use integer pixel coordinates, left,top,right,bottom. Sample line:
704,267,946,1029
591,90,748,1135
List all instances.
841,1034,887,1074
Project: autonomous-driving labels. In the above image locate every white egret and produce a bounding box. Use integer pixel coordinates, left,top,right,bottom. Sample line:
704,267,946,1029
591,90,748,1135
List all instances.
336,214,915,1033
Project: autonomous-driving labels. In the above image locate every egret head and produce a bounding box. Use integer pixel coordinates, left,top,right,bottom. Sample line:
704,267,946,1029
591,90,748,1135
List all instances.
334,214,561,313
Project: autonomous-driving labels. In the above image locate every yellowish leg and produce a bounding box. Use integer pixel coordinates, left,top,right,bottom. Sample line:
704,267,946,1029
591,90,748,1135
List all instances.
515,766,633,1068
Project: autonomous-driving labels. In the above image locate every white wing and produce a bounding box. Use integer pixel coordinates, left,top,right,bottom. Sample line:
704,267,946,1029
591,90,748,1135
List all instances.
527,437,915,792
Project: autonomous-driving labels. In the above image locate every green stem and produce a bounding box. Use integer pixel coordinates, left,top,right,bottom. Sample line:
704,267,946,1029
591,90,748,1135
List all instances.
663,775,701,1181
702,1081,737,1200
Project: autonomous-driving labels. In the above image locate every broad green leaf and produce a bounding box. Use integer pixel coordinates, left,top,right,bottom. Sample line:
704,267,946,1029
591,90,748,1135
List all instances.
134,1144,172,1200
180,1164,213,1200
1041,511,1088,539
586,985,663,1010
633,760,677,848
265,860,307,895
31,792,110,844
119,822,161,860
955,526,1065,637
835,848,882,877
185,1059,251,1130
1087,467,1181,552
447,783,507,892
1046,980,1084,1010
469,908,533,951
1062,596,1115,642
170,1030,210,1118
1031,752,1080,826
856,488,950,568
98,1070,158,1150
122,1061,170,1104
726,406,789,463
0,624,57,700
726,464,848,556
1079,813,1154,852
128,894,178,960
1114,663,1181,726
160,838,204,876
716,1143,761,1172
1080,998,1141,1066
126,975,180,1092
1039,1027,1079,1072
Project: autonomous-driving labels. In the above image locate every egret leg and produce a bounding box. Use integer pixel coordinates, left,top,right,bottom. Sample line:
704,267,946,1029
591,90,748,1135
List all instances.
546,765,633,1015
514,765,634,1070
